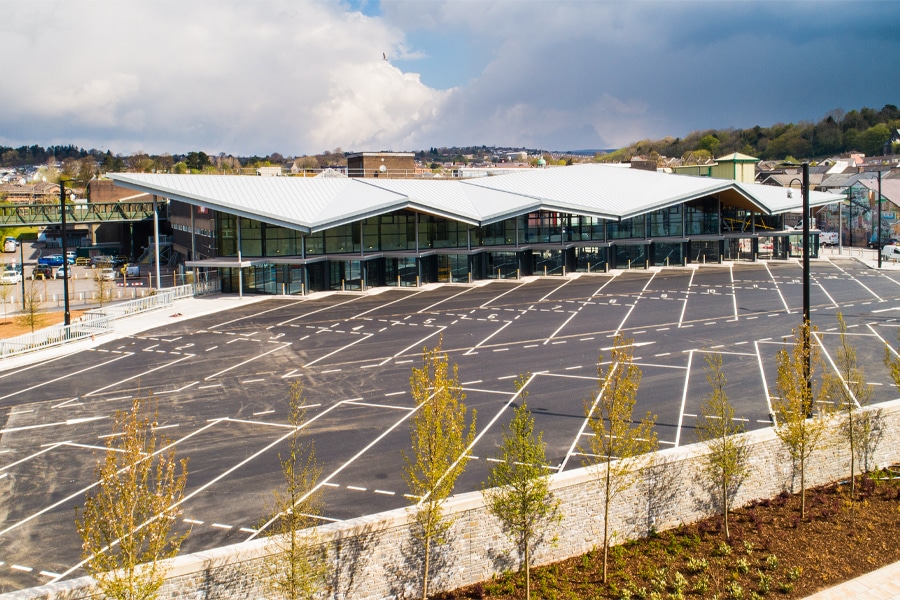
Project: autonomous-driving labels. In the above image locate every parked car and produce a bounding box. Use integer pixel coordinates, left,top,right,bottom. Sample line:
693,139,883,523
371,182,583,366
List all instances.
124,264,141,277
31,264,54,280
97,267,117,281
90,255,114,268
0,269,22,285
38,254,65,266
66,251,77,264
55,265,71,279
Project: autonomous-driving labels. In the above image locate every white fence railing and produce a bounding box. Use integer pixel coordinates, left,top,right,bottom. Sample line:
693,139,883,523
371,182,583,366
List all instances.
0,285,201,359
0,312,112,358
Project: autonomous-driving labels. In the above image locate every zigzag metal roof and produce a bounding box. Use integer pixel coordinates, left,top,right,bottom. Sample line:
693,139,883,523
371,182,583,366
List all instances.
109,164,843,233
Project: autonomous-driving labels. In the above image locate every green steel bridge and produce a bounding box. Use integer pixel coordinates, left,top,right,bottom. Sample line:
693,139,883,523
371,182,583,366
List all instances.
0,201,167,226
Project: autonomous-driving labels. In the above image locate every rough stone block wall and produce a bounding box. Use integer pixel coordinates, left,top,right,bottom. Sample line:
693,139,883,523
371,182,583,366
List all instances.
5,400,898,600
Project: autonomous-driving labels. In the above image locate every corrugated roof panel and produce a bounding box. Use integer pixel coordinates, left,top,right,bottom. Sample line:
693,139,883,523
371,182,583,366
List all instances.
110,166,846,232
463,164,731,218
732,181,844,214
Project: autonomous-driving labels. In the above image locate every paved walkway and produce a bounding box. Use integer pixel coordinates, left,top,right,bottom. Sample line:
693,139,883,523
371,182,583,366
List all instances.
802,561,900,600
0,292,272,373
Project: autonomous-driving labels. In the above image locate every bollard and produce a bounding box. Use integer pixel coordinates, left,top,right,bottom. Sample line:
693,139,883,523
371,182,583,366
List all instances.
342,279,345,291
587,262,591,273
645,260,649,270
666,257,669,267
544,266,547,276
605,263,609,273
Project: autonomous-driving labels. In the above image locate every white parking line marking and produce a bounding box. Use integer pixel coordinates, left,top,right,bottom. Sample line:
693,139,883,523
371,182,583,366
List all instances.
0,415,107,435
0,353,132,402
206,345,290,380
87,354,196,397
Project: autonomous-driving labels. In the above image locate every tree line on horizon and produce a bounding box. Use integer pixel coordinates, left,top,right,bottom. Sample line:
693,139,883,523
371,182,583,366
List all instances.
598,104,900,164
2,104,898,174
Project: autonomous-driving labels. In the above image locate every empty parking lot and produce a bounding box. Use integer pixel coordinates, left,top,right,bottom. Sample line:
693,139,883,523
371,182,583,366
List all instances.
1,258,900,591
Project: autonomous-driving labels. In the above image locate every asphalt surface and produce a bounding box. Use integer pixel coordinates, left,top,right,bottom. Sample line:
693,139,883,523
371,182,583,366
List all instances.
2,258,900,592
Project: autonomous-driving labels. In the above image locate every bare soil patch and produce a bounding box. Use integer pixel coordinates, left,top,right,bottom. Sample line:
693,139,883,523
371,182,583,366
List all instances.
0,310,86,339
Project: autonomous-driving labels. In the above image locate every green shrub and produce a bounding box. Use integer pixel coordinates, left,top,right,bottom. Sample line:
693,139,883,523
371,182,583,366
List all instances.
686,556,709,574
756,569,771,594
715,541,733,557
787,566,802,581
736,557,751,575
725,582,744,599
692,576,710,595
672,571,687,594
765,554,778,570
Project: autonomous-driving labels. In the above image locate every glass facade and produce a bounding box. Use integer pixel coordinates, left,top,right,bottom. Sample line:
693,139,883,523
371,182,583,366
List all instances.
206,193,808,295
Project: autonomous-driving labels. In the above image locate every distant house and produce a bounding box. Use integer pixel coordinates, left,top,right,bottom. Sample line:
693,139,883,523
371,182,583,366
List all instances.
0,181,61,204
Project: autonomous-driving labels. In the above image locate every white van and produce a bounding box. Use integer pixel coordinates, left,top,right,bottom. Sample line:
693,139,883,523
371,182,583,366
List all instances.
819,232,839,246
881,244,900,263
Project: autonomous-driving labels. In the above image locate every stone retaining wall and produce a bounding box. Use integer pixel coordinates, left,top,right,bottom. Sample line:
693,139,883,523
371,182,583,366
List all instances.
5,399,899,600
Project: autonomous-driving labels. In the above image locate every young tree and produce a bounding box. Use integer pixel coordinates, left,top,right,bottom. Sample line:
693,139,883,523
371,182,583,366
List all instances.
263,382,327,599
822,313,876,499
76,397,189,600
482,378,562,600
403,337,476,600
94,269,114,307
773,323,831,519
0,281,12,325
695,353,751,539
584,334,657,583
17,279,43,333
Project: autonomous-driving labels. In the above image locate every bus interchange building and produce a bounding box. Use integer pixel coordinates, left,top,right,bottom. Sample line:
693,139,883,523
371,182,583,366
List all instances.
109,164,842,295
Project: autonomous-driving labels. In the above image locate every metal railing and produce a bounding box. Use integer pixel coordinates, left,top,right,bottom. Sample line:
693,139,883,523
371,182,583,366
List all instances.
97,289,176,321
0,312,111,358
0,284,200,359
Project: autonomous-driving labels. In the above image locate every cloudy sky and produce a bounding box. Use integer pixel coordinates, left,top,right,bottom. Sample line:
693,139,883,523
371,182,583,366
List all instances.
1,0,898,157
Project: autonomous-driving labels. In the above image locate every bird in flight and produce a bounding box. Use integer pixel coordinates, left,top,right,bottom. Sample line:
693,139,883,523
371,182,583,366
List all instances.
383,52,387,61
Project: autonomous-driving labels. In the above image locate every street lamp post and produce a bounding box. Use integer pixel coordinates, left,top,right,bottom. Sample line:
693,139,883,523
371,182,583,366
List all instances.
801,162,811,412
18,234,25,311
786,163,812,413
59,180,71,326
877,170,883,268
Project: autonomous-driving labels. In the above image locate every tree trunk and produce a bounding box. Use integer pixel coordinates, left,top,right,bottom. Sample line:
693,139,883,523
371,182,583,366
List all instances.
800,455,806,520
723,480,730,539
525,541,530,600
603,466,611,583
849,412,856,499
423,535,431,600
